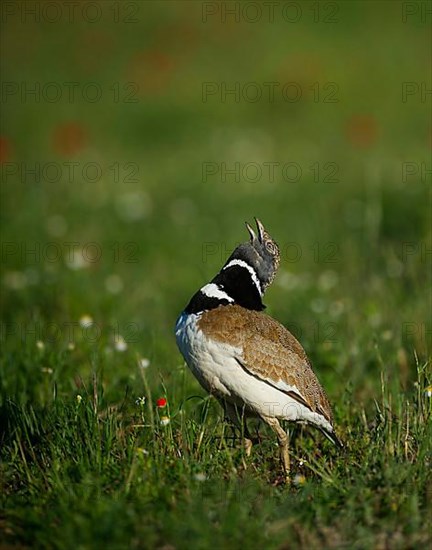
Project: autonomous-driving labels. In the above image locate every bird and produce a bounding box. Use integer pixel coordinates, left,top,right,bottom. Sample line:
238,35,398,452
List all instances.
175,218,342,478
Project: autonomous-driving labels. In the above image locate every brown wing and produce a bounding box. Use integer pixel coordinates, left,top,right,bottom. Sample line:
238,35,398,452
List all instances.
198,304,334,424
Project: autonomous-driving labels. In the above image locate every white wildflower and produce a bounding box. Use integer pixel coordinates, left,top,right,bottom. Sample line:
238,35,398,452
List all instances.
194,472,207,482
114,335,127,352
138,357,150,369
45,215,67,237
293,474,306,487
3,271,27,290
318,270,339,291
160,416,170,426
79,315,93,328
105,274,124,294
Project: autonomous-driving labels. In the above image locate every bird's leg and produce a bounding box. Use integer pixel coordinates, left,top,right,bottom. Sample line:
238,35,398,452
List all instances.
261,416,290,479
241,418,257,458
243,436,253,457
221,401,255,457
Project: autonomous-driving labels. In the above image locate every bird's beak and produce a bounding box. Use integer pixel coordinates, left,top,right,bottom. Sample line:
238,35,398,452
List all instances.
245,221,257,243
255,218,266,243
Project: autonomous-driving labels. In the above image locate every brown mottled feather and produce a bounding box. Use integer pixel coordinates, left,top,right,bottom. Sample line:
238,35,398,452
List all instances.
198,304,334,423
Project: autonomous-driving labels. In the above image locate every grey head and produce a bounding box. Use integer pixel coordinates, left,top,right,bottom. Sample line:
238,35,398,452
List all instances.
224,218,280,293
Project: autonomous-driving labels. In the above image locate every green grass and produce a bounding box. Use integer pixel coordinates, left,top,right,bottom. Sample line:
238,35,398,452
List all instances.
1,1,431,548
1,358,431,548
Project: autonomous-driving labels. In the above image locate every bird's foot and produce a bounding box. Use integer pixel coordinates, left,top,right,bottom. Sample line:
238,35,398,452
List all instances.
272,473,291,486
244,437,253,457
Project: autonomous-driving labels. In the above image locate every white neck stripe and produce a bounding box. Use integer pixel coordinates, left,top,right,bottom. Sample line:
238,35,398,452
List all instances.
222,259,262,296
200,283,234,302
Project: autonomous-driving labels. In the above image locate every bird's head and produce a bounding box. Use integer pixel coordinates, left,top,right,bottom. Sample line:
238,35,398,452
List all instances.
225,218,280,294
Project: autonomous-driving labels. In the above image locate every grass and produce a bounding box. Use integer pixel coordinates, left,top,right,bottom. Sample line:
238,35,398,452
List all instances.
1,358,431,548
1,1,431,548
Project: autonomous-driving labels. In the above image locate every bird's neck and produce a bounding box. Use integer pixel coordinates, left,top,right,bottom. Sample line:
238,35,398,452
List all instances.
184,259,265,314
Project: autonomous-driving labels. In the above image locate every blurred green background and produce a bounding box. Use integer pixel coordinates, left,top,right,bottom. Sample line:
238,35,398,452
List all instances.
1,1,431,547
1,1,430,393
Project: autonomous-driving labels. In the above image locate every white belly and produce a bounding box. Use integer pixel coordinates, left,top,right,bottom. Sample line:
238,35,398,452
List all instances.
175,311,331,431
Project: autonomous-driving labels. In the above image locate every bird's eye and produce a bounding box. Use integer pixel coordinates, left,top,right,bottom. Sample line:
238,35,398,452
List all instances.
265,241,277,254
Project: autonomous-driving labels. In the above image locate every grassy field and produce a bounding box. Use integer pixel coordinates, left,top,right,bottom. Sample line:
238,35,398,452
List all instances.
1,1,431,548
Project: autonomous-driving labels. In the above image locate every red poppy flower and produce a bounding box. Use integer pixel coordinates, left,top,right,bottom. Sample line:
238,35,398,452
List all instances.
345,114,378,148
53,122,87,157
125,50,175,95
0,136,12,164
156,397,167,408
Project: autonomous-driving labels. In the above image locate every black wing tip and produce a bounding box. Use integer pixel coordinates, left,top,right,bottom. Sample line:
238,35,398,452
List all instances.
332,433,344,449
321,427,344,449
